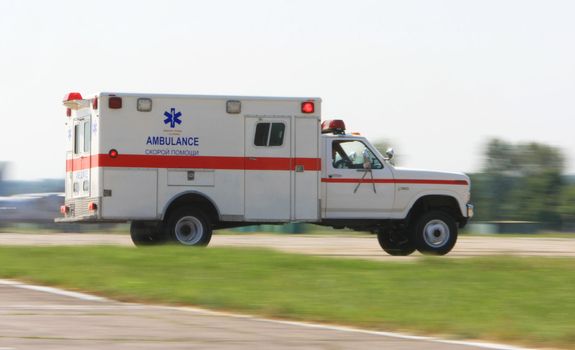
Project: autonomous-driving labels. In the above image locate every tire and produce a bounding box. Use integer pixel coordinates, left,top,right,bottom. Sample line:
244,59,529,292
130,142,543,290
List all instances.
130,221,167,247
377,229,416,256
410,211,458,255
165,207,212,246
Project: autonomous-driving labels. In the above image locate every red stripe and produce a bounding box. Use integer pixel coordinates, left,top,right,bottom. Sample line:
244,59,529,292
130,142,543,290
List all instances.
321,178,468,185
66,154,321,172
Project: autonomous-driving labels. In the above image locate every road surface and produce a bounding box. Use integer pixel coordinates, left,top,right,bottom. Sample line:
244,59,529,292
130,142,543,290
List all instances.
0,280,526,350
0,233,573,260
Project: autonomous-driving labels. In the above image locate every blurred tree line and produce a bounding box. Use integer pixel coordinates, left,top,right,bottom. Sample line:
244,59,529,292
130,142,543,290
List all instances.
470,139,575,230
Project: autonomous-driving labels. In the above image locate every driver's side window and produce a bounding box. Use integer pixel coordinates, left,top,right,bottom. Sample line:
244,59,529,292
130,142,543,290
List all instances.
331,140,383,169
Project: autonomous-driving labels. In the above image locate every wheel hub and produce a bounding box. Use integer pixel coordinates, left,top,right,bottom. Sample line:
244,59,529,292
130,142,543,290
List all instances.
175,216,204,245
423,220,450,247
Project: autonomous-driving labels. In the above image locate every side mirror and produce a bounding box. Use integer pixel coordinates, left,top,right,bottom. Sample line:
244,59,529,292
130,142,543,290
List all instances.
385,148,394,160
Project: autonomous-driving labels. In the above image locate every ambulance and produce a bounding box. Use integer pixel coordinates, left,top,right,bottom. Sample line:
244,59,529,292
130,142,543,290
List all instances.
57,92,473,256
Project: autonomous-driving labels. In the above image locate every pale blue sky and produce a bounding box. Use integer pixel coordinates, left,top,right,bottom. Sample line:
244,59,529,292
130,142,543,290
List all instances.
1,0,574,179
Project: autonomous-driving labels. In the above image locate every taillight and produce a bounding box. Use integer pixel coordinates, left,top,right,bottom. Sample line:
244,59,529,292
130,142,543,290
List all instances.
60,205,69,214
301,101,315,114
66,108,72,117
109,96,122,109
88,202,98,211
92,96,98,110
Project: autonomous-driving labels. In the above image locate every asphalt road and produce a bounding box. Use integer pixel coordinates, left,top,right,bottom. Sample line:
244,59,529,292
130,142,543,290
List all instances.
0,280,525,350
0,233,574,261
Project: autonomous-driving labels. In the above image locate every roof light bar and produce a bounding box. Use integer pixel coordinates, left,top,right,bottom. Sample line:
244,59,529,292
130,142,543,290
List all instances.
62,92,90,110
63,92,83,102
321,119,346,134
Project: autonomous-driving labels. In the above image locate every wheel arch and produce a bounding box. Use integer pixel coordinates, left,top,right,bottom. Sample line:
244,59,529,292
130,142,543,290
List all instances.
406,194,465,226
161,191,220,224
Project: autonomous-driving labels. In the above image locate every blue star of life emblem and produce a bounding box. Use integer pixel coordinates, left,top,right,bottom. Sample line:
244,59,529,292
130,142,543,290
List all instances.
164,108,182,128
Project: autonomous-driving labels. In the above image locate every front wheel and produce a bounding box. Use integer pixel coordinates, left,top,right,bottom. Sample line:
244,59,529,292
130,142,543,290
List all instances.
165,207,212,246
410,211,458,255
377,230,416,256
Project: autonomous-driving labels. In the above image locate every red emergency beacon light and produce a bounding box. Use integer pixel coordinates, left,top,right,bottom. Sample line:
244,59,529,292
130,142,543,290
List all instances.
301,101,315,114
63,92,83,102
321,119,346,134
63,92,84,117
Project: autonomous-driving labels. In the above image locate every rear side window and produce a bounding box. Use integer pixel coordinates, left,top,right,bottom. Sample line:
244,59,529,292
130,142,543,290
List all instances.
254,122,285,146
74,124,81,154
83,121,91,153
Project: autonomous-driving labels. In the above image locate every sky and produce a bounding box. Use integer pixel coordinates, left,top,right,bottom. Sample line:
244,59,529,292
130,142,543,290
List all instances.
0,0,574,180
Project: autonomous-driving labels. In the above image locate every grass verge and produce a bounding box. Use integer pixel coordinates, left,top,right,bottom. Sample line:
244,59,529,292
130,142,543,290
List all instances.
0,246,573,349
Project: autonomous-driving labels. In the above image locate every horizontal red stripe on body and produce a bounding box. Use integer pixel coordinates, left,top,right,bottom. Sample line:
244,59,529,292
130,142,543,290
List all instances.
66,154,321,172
321,178,468,185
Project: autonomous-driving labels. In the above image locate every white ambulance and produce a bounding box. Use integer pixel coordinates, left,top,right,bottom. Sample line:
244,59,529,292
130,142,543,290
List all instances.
57,92,473,255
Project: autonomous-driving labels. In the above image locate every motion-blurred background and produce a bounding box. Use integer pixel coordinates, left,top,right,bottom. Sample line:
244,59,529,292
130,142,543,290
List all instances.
1,0,574,234
2,138,574,233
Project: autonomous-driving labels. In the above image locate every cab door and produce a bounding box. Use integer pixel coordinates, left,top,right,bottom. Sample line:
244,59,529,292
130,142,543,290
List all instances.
324,138,395,218
71,117,91,199
244,116,291,221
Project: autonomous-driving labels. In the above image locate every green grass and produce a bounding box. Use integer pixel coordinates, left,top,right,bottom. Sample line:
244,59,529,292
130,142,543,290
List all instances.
0,246,574,349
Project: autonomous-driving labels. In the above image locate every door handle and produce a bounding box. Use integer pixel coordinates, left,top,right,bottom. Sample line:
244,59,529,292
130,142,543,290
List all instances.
328,174,342,178
248,157,257,161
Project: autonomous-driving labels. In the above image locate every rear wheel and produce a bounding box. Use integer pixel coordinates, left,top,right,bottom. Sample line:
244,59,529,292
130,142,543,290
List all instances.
130,221,167,246
377,229,416,256
410,211,458,255
165,207,212,246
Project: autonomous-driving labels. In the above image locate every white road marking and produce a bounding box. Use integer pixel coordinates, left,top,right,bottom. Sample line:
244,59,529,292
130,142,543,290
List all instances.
0,279,107,302
0,304,147,310
0,279,534,350
164,307,533,350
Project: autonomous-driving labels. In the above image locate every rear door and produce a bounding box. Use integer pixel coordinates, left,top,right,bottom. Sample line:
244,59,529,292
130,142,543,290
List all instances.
244,116,291,221
71,117,91,199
